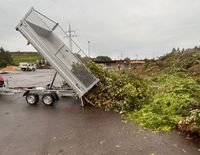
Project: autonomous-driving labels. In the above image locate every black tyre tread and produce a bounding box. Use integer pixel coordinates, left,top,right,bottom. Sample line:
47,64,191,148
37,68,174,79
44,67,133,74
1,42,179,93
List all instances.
26,93,39,105
42,93,55,106
52,92,59,101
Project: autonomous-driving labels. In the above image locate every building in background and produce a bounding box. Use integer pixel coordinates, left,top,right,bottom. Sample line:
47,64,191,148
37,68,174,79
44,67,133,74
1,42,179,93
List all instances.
94,60,145,70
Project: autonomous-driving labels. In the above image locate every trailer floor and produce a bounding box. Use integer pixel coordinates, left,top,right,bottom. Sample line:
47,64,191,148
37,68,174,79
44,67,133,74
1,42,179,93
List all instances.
0,69,199,155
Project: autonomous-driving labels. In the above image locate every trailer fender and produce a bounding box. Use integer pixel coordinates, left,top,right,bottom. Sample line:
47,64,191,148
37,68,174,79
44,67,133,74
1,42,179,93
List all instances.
23,90,30,97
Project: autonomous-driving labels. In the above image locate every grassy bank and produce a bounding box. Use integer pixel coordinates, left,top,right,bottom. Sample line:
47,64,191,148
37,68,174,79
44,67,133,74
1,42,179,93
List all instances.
10,52,43,65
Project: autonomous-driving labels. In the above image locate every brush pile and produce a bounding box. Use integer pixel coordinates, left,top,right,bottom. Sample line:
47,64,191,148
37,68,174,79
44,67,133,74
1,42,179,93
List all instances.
85,62,200,135
84,62,152,113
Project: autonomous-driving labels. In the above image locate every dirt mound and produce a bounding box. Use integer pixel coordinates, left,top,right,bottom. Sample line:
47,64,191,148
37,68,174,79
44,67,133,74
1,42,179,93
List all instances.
0,66,19,72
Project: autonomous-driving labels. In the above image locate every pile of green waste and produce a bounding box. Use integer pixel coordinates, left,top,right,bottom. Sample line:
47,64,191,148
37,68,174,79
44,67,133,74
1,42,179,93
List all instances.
85,62,200,134
128,74,200,132
85,62,152,113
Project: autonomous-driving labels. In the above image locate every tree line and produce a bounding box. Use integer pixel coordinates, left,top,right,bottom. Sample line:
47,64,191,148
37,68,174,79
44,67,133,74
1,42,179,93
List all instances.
0,47,13,68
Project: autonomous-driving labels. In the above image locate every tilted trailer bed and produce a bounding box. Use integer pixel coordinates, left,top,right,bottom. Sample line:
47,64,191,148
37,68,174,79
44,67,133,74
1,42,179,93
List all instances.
15,7,99,106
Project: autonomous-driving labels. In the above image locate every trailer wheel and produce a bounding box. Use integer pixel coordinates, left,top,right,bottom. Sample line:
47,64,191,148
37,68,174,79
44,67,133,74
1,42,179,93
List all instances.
42,94,55,106
26,93,39,105
51,92,59,101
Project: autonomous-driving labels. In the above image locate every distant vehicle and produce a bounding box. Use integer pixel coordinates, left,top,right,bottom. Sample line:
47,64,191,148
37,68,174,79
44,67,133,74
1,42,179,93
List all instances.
19,62,36,71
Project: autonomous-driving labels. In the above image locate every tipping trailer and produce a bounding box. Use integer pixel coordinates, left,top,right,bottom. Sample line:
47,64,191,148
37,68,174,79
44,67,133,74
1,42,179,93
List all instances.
15,7,99,106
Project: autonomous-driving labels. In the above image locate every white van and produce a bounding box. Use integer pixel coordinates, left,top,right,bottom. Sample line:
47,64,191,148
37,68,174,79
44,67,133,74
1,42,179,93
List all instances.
19,62,36,71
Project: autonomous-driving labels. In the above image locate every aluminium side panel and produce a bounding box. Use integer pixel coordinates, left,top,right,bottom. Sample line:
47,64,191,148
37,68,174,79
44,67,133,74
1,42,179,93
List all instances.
16,8,99,97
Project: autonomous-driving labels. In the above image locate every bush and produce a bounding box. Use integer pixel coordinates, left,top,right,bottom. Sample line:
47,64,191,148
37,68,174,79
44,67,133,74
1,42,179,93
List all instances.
85,62,152,112
0,47,14,67
128,74,200,131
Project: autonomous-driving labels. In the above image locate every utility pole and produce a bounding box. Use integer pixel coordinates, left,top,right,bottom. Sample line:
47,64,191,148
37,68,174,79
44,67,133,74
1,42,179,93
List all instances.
88,41,90,57
65,24,77,51
120,51,123,60
135,54,138,60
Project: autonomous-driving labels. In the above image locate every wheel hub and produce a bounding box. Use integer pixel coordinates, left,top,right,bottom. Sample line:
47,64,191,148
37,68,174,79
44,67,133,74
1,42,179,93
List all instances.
43,96,53,105
27,95,36,104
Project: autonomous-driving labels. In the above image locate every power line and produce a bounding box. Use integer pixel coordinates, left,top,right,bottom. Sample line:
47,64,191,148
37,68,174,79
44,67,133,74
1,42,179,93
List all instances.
88,41,90,57
65,24,77,51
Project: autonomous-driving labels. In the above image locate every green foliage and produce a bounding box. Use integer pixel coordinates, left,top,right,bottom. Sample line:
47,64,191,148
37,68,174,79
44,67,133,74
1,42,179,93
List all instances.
94,56,112,62
86,60,200,133
128,74,200,131
136,46,200,77
0,47,14,67
85,62,152,112
124,57,131,62
10,52,43,65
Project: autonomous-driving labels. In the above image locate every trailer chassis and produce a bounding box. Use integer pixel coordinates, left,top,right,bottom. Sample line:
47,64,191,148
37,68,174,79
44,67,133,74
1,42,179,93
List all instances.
23,72,84,106
0,72,84,106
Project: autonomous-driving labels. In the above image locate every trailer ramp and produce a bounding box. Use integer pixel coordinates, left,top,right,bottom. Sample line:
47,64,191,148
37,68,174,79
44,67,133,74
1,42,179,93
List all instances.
16,7,99,97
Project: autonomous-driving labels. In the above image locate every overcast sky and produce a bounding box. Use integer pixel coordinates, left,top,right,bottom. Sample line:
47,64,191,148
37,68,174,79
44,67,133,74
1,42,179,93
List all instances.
1,0,200,59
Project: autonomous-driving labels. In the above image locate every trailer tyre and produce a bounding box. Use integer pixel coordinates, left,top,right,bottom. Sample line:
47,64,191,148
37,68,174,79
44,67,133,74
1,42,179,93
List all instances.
52,92,59,101
26,93,39,105
42,94,55,106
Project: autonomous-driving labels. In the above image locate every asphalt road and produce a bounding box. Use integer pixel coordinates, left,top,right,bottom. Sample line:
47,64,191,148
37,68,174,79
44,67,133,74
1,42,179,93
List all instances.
0,69,199,155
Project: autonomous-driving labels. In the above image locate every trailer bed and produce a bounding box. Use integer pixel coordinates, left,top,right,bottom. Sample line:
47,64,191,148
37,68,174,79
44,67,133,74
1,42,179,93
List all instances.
16,7,99,98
